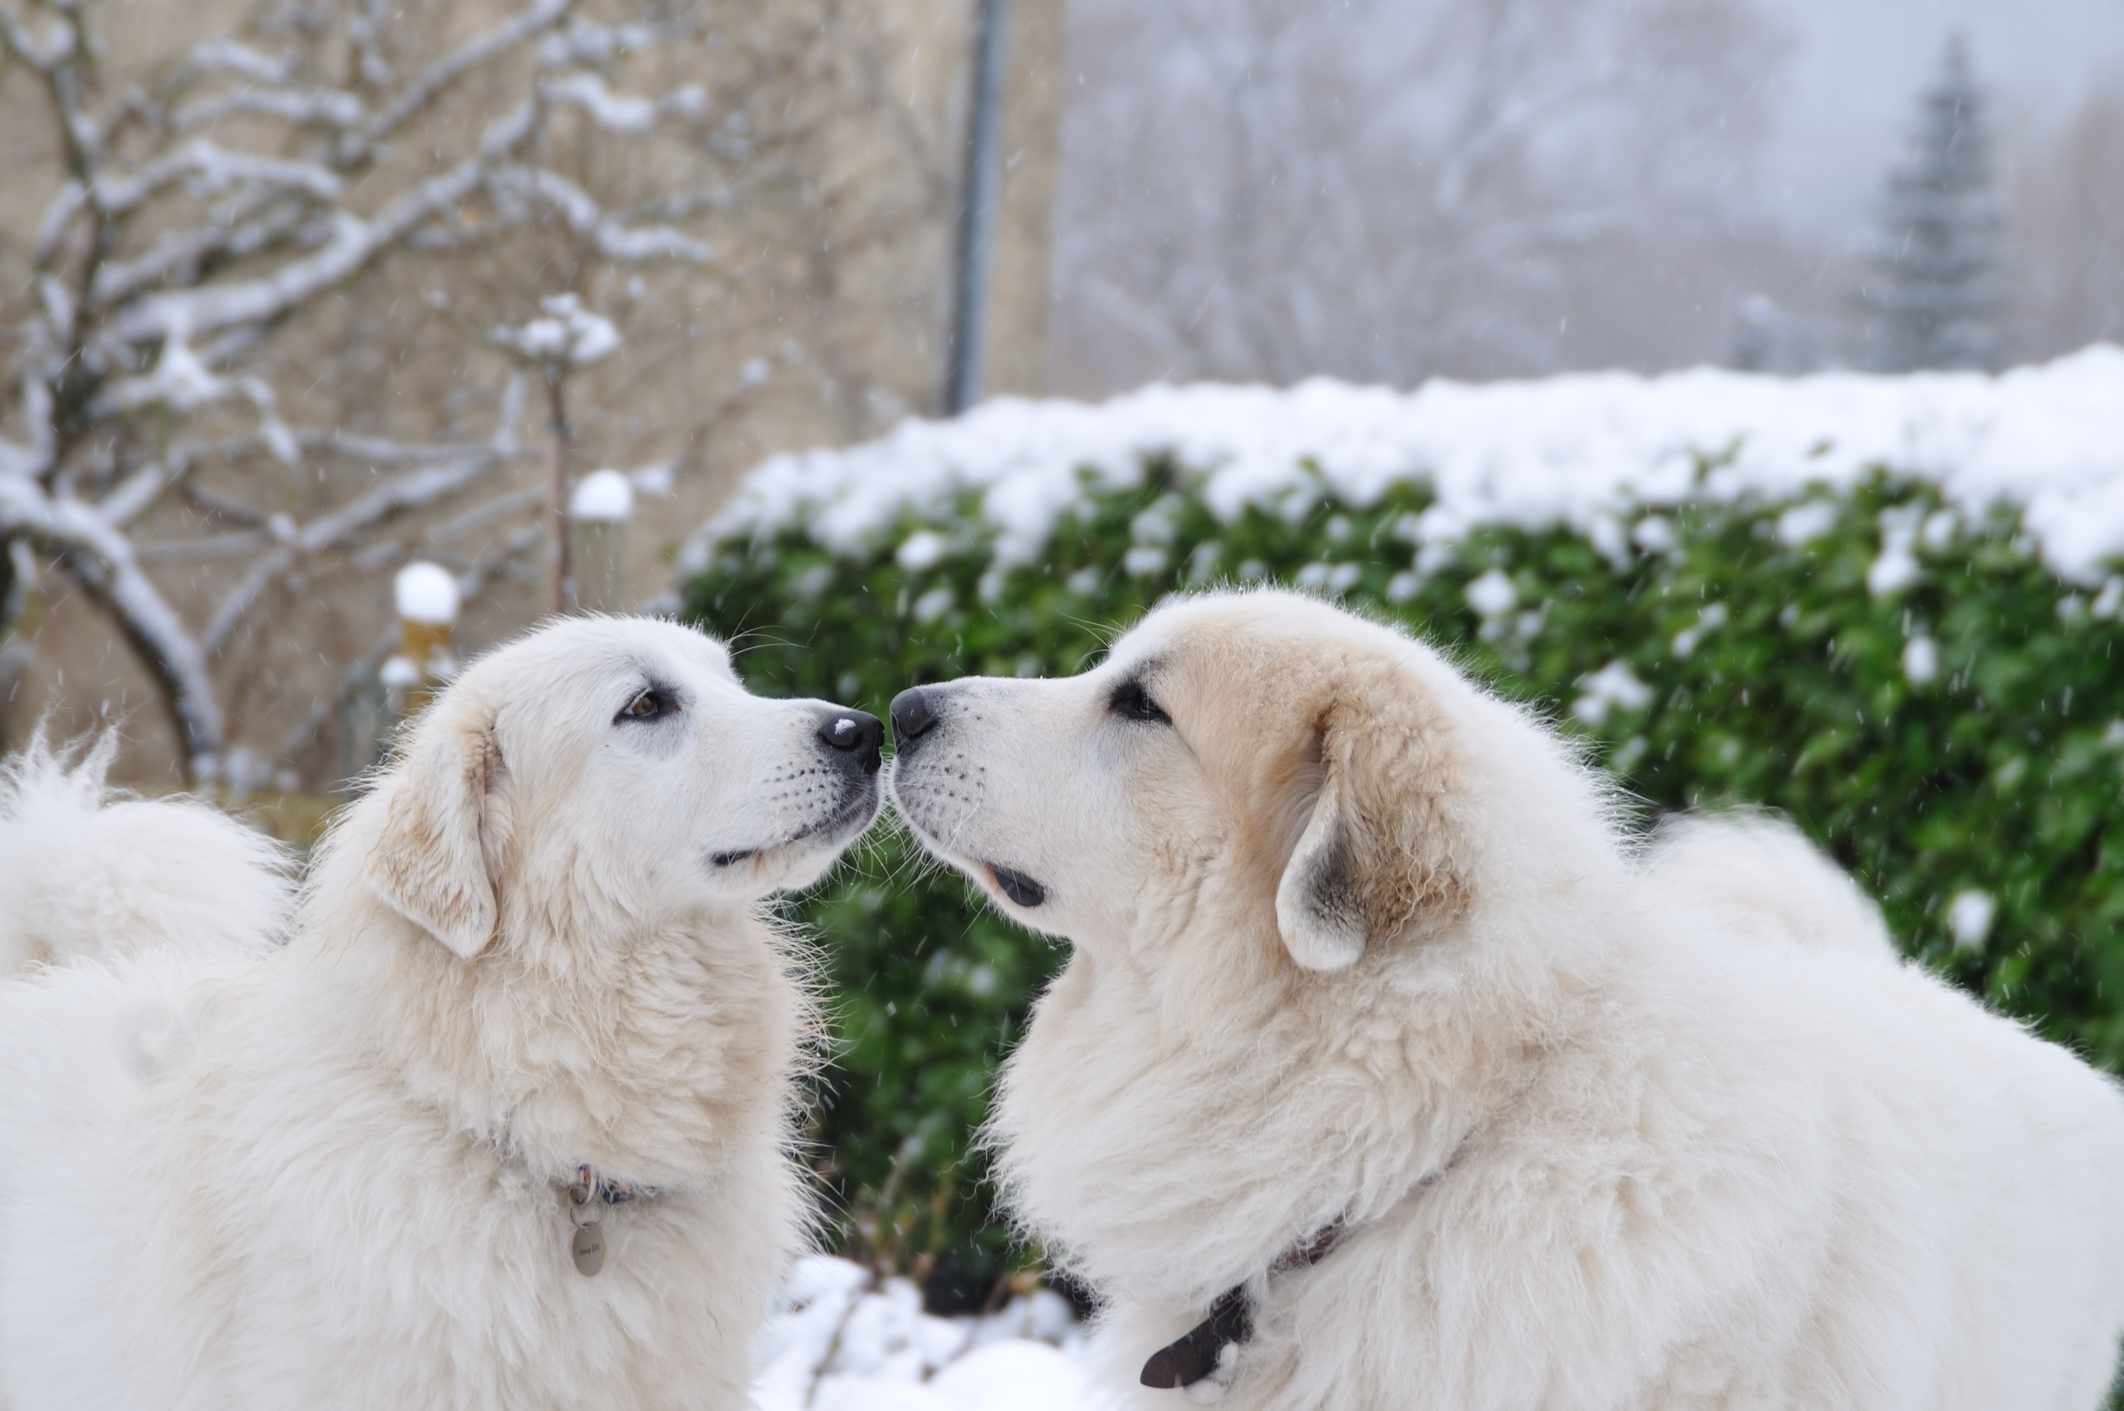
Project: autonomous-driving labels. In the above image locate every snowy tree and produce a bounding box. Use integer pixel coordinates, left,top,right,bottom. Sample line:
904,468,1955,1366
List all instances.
1050,0,1793,389
0,0,951,782
1854,35,2007,373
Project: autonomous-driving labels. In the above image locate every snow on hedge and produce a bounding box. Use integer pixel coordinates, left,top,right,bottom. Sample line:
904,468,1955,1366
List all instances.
685,346,2124,583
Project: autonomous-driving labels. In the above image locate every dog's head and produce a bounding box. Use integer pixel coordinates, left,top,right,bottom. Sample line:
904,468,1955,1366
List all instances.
364,615,882,960
889,590,1608,976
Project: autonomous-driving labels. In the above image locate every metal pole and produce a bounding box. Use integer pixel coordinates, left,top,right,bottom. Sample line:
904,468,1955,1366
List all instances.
945,0,1008,416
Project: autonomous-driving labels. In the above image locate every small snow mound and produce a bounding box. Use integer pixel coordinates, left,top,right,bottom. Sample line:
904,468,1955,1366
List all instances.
1573,661,1655,727
1672,603,1728,658
1903,635,1940,684
897,530,948,573
393,561,459,625
1775,501,1839,548
491,294,619,366
1947,889,1996,952
1465,569,1516,617
912,586,956,624
569,469,634,522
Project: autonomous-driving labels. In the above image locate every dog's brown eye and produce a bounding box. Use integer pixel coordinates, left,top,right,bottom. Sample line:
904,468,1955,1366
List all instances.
616,687,675,724
1109,678,1170,726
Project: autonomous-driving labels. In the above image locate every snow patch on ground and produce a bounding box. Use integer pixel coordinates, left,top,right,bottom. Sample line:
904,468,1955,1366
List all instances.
685,348,2124,584
751,1257,1089,1411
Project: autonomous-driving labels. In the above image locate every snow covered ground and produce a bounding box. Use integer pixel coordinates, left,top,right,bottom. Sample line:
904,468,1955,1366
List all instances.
686,346,2124,584
751,1257,1091,1411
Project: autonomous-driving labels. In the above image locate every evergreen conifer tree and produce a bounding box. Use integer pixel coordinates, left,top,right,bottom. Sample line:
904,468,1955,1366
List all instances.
1857,35,2007,371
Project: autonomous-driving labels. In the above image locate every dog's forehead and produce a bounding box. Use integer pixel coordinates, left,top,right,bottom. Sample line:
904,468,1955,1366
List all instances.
478,617,738,695
1122,591,1345,677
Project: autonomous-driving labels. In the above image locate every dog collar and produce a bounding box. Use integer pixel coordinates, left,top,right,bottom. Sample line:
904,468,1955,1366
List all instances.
1137,1142,1470,1392
561,1163,660,1277
1139,1220,1346,1391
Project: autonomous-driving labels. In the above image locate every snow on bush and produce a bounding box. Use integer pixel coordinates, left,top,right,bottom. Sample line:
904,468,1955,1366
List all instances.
686,346,2124,581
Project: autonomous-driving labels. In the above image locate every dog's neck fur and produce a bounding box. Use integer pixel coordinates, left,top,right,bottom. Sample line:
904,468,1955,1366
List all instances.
288,796,813,1196
990,741,1625,1314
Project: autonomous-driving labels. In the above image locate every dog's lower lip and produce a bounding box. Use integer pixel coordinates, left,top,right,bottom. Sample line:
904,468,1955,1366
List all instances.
710,784,877,869
988,864,1046,908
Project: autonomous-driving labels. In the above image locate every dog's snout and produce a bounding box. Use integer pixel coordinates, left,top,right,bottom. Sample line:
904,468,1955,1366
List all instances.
889,687,941,759
817,709,884,774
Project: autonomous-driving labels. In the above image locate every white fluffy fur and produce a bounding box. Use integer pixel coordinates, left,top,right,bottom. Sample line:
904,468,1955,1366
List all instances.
1639,811,1899,961
890,588,2124,1411
0,617,881,1411
0,732,292,972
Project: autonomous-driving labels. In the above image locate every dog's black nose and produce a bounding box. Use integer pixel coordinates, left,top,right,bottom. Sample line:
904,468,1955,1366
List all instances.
890,687,940,759
817,709,883,774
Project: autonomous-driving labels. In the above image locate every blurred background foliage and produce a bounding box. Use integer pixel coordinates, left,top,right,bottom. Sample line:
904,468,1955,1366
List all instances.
683,454,2124,1304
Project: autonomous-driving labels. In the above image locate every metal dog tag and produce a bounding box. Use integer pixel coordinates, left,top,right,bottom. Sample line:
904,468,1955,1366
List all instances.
571,1223,607,1277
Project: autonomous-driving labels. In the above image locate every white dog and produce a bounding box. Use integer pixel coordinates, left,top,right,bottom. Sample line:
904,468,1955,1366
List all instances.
0,616,883,1411
887,588,2124,1411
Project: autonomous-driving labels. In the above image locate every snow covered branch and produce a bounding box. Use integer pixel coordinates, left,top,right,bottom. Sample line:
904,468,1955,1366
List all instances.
0,477,225,770
485,165,718,264
337,0,573,165
113,100,539,344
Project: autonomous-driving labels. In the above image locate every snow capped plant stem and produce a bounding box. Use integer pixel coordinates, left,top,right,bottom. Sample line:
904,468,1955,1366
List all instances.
386,561,460,715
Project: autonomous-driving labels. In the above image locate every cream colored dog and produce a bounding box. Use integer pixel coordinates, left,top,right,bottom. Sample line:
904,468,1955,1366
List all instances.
887,588,2124,1411
0,616,882,1411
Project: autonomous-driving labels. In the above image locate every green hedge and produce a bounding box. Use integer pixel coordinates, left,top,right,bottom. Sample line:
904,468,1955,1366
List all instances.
680,458,2124,1295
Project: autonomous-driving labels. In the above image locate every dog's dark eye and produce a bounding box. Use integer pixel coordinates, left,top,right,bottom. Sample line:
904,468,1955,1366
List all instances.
617,687,676,724
1108,678,1170,726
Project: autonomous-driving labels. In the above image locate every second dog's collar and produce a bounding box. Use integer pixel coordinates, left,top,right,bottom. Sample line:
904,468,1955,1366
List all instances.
1138,1140,1469,1393
1138,1221,1346,1391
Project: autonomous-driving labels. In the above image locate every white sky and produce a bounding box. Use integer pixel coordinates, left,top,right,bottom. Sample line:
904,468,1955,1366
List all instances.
1757,0,2124,241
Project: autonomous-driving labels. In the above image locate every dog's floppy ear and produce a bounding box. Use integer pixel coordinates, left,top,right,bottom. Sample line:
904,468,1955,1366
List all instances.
1274,666,1466,971
367,705,511,960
